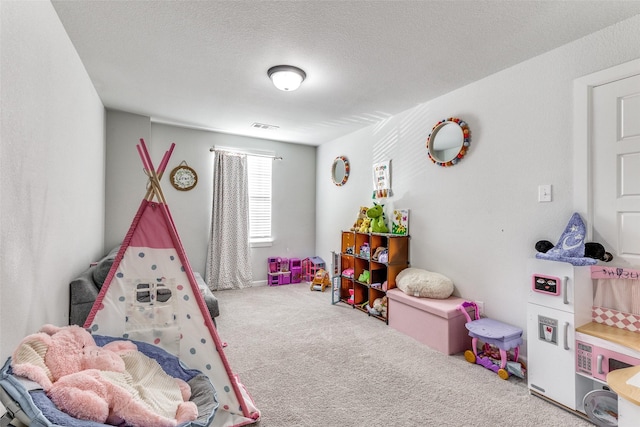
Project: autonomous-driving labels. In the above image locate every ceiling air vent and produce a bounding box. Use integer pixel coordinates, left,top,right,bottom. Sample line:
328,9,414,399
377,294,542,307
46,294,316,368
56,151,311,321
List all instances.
251,122,279,130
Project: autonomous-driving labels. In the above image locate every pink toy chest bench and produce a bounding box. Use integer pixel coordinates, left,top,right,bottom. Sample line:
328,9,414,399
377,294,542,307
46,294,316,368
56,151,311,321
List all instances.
387,288,472,355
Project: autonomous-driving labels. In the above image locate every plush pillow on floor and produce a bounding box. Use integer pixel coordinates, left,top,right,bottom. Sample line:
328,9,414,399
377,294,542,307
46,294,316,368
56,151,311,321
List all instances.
396,268,454,299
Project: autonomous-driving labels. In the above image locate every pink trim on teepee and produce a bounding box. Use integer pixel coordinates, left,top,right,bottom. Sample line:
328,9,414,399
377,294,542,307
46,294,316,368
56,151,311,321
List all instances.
84,139,259,426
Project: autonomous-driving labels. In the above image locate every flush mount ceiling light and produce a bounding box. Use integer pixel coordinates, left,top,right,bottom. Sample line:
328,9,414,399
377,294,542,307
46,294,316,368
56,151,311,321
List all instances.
267,65,306,91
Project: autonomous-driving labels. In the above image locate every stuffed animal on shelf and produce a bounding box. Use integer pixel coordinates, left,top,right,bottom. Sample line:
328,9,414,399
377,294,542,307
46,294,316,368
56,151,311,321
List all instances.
360,243,370,259
371,246,386,261
358,217,372,233
367,203,388,233
11,324,197,427
371,247,389,263
358,270,370,284
351,206,369,231
366,303,381,316
373,296,388,318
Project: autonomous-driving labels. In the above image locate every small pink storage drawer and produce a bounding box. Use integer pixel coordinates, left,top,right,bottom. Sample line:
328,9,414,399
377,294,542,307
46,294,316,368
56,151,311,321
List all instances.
387,289,472,355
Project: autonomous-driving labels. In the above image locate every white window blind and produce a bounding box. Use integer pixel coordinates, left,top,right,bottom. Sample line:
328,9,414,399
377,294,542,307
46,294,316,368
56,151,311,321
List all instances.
247,155,272,241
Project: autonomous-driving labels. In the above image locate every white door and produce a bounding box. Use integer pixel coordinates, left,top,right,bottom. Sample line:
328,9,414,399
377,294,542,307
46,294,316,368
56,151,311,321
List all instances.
591,74,640,266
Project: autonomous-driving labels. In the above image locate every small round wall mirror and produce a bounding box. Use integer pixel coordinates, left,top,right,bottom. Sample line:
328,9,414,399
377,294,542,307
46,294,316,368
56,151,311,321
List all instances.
426,117,471,167
331,156,350,186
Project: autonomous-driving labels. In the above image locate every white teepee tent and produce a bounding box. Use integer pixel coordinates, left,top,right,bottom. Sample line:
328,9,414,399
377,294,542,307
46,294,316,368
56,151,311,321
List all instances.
84,139,260,427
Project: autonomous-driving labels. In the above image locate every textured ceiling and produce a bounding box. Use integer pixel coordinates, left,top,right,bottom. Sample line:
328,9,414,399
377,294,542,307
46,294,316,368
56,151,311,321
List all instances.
51,1,640,146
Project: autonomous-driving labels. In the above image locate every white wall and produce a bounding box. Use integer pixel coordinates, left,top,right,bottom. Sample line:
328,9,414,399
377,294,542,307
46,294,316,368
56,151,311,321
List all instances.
316,15,640,355
105,110,151,250
104,115,317,282
0,1,105,361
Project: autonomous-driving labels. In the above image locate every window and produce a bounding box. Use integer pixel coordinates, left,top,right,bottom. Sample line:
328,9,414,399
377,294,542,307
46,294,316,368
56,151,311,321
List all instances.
247,155,272,245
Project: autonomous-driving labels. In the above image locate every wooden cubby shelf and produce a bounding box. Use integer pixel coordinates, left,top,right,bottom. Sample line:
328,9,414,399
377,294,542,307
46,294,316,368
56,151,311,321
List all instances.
334,230,409,323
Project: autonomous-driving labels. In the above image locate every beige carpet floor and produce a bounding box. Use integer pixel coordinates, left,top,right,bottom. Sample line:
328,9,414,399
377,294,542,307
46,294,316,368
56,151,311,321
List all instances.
214,282,594,427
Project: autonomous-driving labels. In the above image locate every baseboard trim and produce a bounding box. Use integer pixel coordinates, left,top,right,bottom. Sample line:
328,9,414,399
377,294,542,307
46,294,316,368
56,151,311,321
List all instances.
528,390,592,424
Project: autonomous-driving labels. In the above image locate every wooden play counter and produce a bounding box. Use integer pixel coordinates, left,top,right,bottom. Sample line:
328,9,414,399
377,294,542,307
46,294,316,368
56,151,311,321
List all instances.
576,321,640,353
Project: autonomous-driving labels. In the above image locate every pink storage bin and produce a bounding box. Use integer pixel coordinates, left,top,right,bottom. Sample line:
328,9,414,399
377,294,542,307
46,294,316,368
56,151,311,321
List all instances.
387,289,472,355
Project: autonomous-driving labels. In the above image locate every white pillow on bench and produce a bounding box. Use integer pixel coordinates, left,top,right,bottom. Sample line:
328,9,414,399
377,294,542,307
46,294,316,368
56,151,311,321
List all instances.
396,268,454,299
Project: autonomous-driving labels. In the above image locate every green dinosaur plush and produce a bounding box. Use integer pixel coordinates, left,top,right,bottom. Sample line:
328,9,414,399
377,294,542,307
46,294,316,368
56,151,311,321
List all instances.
358,270,370,284
367,204,388,233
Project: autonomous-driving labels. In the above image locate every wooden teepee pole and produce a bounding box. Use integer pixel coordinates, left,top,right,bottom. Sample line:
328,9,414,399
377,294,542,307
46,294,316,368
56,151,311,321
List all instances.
137,139,175,202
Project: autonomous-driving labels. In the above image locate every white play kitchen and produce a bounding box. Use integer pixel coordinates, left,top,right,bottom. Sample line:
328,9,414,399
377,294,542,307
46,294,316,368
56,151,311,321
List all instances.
527,259,640,426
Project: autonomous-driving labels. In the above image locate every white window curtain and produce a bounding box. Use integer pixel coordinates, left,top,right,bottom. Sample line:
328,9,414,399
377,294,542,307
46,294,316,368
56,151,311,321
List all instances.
205,151,253,290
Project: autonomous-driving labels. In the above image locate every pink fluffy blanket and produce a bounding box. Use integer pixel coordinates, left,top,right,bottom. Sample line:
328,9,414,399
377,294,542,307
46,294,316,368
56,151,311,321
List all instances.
53,350,196,426
11,325,197,427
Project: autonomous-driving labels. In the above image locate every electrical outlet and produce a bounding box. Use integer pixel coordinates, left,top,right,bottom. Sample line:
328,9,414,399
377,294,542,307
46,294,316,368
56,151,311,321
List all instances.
476,301,484,315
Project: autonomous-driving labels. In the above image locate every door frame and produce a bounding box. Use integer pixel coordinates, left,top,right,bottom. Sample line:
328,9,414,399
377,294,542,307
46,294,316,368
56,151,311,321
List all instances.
573,58,640,240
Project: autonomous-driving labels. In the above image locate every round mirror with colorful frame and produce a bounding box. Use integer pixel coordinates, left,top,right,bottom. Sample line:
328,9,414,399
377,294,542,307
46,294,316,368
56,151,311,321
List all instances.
331,156,350,186
426,117,471,167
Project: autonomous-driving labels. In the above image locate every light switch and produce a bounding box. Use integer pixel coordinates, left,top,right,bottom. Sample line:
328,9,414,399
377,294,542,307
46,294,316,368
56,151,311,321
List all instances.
538,184,552,202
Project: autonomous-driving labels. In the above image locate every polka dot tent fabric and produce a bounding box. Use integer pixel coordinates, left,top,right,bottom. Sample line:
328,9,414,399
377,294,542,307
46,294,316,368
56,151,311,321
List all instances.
91,247,202,360
85,141,259,427
87,208,259,427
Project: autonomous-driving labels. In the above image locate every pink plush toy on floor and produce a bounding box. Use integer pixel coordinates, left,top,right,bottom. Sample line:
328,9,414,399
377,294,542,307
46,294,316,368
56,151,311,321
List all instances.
11,324,197,427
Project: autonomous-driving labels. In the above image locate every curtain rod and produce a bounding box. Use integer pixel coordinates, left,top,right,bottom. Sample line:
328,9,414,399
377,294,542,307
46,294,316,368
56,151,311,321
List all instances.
209,146,282,160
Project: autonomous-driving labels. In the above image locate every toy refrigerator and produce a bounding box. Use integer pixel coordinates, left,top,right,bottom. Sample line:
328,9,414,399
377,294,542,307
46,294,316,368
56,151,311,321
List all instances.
527,259,593,410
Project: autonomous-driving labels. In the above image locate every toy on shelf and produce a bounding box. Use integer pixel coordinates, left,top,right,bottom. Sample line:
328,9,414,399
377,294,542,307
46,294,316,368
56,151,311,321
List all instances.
392,209,409,236
347,289,355,305
359,243,370,259
310,269,331,292
351,206,369,231
358,217,371,233
371,246,387,262
366,203,388,233
366,296,387,318
357,270,370,284
457,301,525,380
